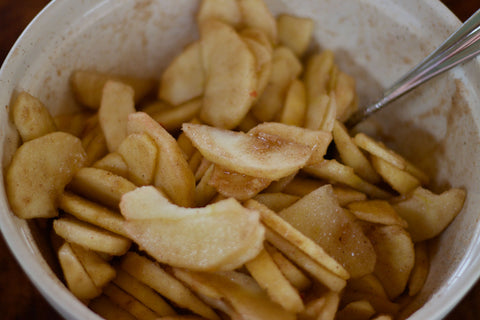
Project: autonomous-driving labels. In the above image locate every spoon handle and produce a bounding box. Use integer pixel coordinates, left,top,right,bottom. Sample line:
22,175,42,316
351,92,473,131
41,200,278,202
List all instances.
346,8,480,128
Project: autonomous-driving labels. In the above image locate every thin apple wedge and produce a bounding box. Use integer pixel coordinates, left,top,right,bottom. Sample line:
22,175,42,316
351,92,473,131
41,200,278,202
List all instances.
182,123,313,180
127,112,195,207
120,186,264,271
391,186,466,242
278,184,377,279
57,242,101,300
99,80,136,152
248,122,332,164
6,132,86,219
159,41,204,106
11,91,57,142
199,19,257,129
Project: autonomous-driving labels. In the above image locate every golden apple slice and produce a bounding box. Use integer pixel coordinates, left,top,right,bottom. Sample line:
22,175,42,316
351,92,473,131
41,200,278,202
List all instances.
253,193,300,212
149,98,202,132
278,184,376,278
362,223,415,300
333,120,380,184
99,80,136,152
245,199,349,279
304,93,336,132
280,79,307,126
242,35,273,99
59,192,128,237
208,165,271,200
391,186,466,242
282,176,326,197
194,164,218,207
371,155,420,195
305,159,391,199
276,14,314,57
347,200,408,228
159,41,204,106
199,19,257,129
6,132,86,219
89,295,137,320
53,217,131,256
54,111,91,137
57,242,101,300
245,248,305,313
336,300,376,320
71,70,155,110
127,112,195,207
332,186,367,206
120,186,264,271
265,228,346,292
238,0,277,43
175,270,296,320
248,122,332,164
264,243,311,291
11,91,56,142
304,50,334,102
334,71,358,122
408,242,429,296
69,243,116,289
251,46,302,122
353,132,429,185
68,167,137,208
121,252,220,320
307,291,340,320
346,273,389,299
117,132,157,186
197,0,242,27
183,123,313,180
113,269,176,317
103,283,159,320
93,152,129,178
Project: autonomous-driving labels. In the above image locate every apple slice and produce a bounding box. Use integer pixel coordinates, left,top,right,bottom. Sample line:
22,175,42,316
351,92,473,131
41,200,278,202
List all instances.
245,249,305,313
182,123,313,180
11,91,56,142
57,242,101,300
69,243,116,289
68,167,137,209
127,112,195,207
197,0,242,27
6,132,86,219
278,184,377,279
276,14,314,57
121,252,220,320
208,165,271,200
120,186,264,271
99,80,136,152
392,186,466,242
173,269,296,320
159,41,204,106
238,0,277,44
362,223,415,300
113,269,176,317
199,19,257,129
70,70,155,110
248,122,332,164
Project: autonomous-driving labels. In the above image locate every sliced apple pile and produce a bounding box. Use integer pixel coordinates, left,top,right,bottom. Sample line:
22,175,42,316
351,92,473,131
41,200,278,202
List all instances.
120,186,265,271
5,0,469,318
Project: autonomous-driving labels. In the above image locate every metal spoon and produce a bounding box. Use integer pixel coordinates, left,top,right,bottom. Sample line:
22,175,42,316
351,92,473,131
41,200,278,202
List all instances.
345,9,480,128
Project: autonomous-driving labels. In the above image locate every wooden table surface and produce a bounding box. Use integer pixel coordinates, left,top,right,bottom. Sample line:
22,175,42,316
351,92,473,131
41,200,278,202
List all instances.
0,0,479,319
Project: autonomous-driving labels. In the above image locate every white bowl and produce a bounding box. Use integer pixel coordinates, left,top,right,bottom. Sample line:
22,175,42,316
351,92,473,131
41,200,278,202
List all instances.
1,1,479,319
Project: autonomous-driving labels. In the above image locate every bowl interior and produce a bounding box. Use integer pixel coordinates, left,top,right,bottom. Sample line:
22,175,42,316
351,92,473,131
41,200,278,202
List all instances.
1,0,479,319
